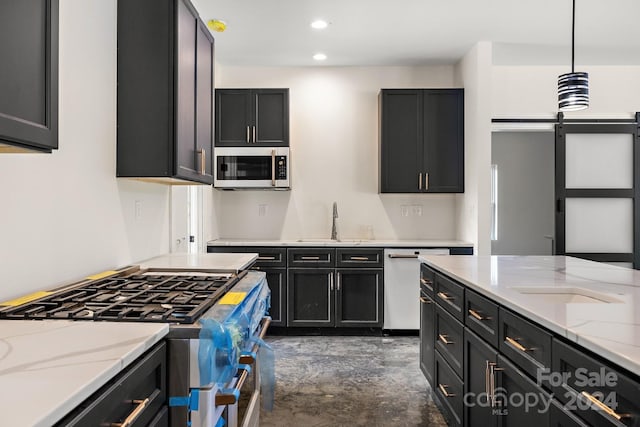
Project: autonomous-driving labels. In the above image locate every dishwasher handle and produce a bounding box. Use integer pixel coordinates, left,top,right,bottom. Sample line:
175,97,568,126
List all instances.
387,253,419,259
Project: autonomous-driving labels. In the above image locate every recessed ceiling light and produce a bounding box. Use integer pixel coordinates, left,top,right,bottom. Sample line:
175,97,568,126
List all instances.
313,53,327,61
311,20,328,29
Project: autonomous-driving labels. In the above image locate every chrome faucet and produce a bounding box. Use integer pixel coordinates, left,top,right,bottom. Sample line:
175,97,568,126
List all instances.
331,202,339,240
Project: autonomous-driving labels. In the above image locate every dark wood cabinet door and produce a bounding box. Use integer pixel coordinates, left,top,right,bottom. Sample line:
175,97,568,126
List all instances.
264,268,286,327
496,355,551,427
0,0,58,152
419,293,436,385
335,269,383,327
193,20,214,183
253,89,289,146
464,329,498,427
215,89,252,146
287,268,334,327
379,89,423,193
423,89,464,193
175,0,196,179
549,401,589,427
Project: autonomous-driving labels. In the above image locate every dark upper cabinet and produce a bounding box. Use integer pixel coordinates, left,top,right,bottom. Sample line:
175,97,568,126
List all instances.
215,89,289,146
379,89,464,193
117,0,214,184
0,0,58,152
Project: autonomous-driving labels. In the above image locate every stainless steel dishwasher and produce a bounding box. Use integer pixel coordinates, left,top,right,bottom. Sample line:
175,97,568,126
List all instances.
383,248,449,330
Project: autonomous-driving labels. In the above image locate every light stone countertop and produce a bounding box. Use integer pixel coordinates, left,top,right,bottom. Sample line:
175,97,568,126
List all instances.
419,255,640,376
207,238,474,248
0,320,168,427
138,252,258,273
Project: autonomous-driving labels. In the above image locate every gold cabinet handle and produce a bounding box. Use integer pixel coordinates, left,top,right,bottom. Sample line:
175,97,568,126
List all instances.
253,125,256,143
336,272,341,291
419,296,432,304
468,309,486,321
438,383,455,398
487,362,504,407
389,253,419,258
349,256,369,261
300,256,321,260
198,148,206,174
419,172,423,190
580,391,628,421
425,172,429,190
505,336,530,353
438,334,453,345
111,398,149,427
257,256,276,260
246,125,250,143
437,291,453,301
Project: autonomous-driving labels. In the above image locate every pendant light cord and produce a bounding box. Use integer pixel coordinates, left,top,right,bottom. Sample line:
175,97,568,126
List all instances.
571,0,575,73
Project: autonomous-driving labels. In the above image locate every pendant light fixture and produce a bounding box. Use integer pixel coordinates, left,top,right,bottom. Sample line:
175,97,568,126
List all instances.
558,0,589,111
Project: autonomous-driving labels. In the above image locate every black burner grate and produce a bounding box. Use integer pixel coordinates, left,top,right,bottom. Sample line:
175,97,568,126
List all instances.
0,272,240,324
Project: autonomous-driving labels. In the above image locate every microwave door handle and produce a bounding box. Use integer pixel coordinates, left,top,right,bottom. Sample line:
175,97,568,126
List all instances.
271,149,276,186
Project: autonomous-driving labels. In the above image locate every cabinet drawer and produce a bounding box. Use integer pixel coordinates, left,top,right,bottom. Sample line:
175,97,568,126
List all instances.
287,248,335,267
336,248,383,268
252,247,287,267
435,273,465,322
435,305,464,378
57,341,166,426
552,338,640,427
465,289,499,349
420,264,436,298
434,351,463,427
499,308,552,380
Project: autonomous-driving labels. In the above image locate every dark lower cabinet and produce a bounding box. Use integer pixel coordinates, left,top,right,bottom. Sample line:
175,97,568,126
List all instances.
335,268,383,327
264,268,286,326
56,342,167,426
464,329,498,427
0,0,58,152
435,351,464,427
495,355,551,427
420,292,436,386
287,268,334,327
549,401,589,427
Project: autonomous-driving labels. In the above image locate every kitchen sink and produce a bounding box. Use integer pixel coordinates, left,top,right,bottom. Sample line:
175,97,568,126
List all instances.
295,238,369,243
508,287,623,304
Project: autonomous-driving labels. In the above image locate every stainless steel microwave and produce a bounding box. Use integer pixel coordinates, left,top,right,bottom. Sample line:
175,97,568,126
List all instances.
214,147,290,189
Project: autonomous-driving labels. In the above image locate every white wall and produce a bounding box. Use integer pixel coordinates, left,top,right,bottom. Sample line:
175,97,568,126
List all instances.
0,0,170,301
212,65,461,240
454,42,493,255
493,65,640,118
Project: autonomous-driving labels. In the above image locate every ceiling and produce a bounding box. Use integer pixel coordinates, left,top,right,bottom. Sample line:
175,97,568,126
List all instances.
190,0,640,67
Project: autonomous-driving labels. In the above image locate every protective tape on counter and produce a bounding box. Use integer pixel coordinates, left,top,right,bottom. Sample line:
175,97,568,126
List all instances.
240,350,257,360
238,363,252,373
215,417,226,427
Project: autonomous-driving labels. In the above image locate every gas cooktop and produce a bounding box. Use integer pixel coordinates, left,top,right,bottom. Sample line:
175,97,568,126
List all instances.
0,270,244,324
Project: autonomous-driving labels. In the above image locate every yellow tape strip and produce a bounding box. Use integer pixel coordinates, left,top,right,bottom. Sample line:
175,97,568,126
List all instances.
85,270,118,280
0,291,52,307
218,292,247,305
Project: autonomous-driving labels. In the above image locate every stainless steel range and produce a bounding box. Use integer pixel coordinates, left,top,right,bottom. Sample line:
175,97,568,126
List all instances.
0,259,270,427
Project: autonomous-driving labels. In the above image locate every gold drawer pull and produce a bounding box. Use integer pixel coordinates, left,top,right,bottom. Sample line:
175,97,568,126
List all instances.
437,291,453,301
580,391,628,421
419,297,432,304
349,256,369,261
505,336,530,353
438,384,455,398
468,309,486,321
438,334,454,345
257,256,276,260
111,398,149,427
300,256,321,260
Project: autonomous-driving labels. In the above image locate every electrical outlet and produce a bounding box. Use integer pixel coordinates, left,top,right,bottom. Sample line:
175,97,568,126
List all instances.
401,205,409,217
134,200,142,222
258,204,268,217
412,205,423,216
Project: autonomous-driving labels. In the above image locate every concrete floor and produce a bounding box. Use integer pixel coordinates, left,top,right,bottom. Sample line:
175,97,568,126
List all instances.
258,336,447,427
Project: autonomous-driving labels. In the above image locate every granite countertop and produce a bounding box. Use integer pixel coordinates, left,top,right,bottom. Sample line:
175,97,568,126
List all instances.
419,255,640,376
0,320,168,427
138,252,258,273
207,238,474,248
